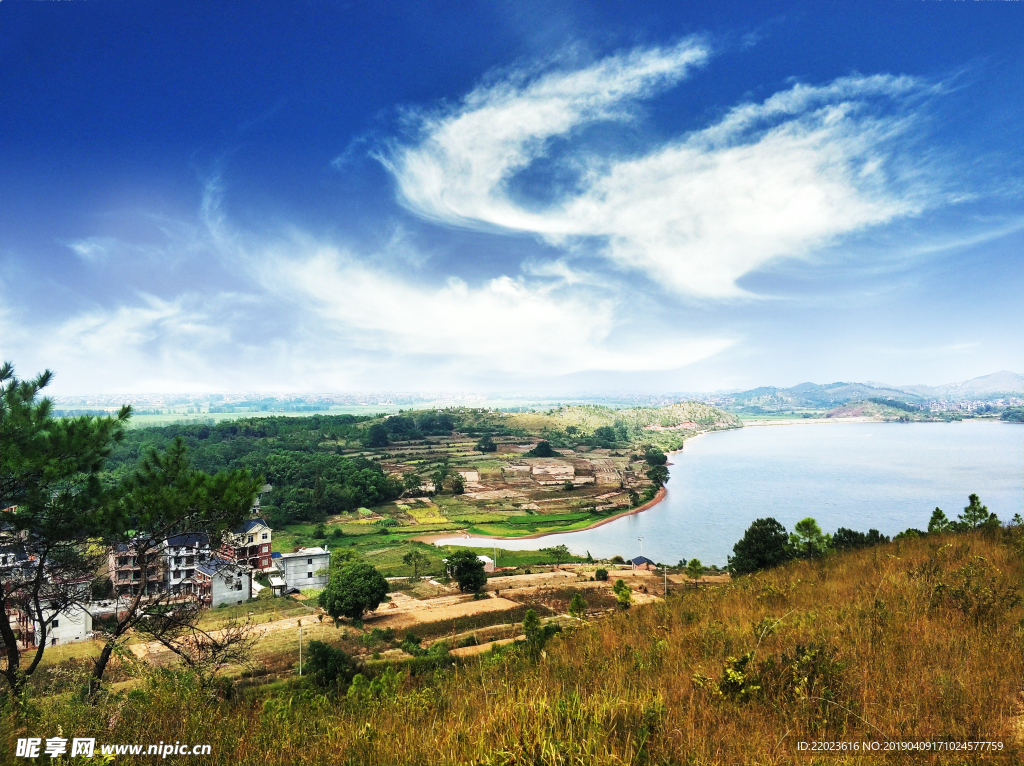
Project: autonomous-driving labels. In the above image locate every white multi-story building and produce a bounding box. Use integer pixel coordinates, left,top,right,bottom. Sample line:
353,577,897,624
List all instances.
28,601,93,647
9,576,93,648
274,547,330,591
163,533,211,595
194,557,250,608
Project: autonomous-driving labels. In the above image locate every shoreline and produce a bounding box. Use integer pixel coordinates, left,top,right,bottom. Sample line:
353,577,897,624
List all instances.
412,485,669,545
409,418,1010,547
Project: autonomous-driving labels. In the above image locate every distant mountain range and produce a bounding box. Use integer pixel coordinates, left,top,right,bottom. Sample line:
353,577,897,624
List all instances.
724,371,1023,411
887,370,1024,399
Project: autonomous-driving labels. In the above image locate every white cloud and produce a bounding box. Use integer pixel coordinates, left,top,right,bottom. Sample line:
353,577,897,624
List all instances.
258,237,733,377
3,223,735,393
385,48,939,296
0,293,250,393
382,39,710,233
65,237,119,263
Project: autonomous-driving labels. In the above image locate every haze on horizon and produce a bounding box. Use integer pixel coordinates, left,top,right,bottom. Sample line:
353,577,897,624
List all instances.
1,2,1022,396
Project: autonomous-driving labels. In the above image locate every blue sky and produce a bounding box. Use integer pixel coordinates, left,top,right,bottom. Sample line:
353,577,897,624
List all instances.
1,1,1021,395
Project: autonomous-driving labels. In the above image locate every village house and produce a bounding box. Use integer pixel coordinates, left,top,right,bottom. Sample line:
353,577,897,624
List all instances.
221,518,273,570
629,555,656,571
108,543,165,598
194,557,250,608
274,546,330,590
4,570,93,648
163,533,210,595
16,597,93,647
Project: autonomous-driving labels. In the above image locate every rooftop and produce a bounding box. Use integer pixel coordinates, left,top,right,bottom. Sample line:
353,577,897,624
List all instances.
278,546,329,558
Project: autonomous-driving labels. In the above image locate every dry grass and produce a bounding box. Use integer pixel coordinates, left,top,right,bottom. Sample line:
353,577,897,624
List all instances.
5,529,1021,764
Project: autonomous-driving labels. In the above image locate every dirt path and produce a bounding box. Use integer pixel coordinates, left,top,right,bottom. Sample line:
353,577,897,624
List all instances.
129,613,322,660
364,591,523,630
450,635,524,657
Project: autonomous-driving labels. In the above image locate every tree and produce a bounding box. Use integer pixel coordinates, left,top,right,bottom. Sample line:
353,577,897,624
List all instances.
928,507,951,534
833,527,890,551
544,544,570,567
528,440,557,458
431,459,450,493
686,558,704,582
728,517,792,576
594,567,609,581
568,593,587,619
363,423,389,448
593,426,617,447
134,606,259,689
319,562,389,620
445,549,487,593
403,470,423,494
645,465,669,486
954,494,1000,531
644,447,667,466
521,608,560,660
475,434,497,453
91,439,262,689
789,517,831,559
402,549,430,580
0,362,131,697
522,608,542,658
450,474,465,495
563,480,575,491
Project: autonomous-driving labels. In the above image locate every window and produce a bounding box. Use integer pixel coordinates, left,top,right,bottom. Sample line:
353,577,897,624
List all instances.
261,533,268,540
307,572,313,578
247,535,254,543
307,558,313,564
52,619,59,628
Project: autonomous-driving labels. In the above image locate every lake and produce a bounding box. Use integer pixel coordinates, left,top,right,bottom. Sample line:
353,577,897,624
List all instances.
433,421,1023,566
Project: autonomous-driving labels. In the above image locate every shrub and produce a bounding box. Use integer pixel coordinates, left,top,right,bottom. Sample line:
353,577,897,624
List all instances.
613,579,632,608
595,568,609,581
305,640,358,689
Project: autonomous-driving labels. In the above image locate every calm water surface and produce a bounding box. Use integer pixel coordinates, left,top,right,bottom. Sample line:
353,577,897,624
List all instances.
435,421,1023,566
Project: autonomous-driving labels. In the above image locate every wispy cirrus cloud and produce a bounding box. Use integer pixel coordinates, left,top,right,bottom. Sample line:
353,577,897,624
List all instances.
384,46,942,297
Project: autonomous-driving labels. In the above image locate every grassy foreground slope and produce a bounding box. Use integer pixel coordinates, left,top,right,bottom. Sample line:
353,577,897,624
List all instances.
5,529,1020,764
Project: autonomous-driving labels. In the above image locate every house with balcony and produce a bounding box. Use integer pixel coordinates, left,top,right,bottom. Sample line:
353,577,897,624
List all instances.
108,543,165,598
221,518,273,571
162,533,210,595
